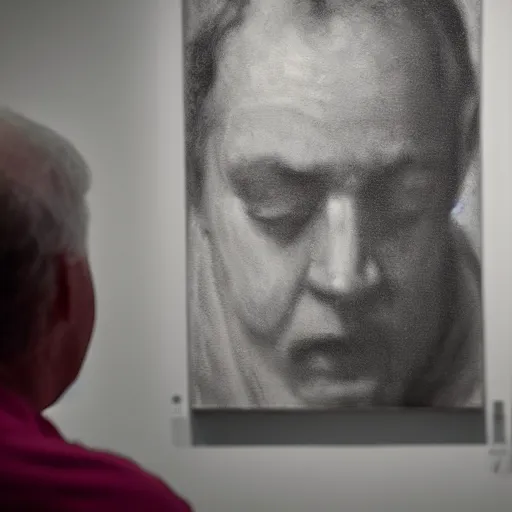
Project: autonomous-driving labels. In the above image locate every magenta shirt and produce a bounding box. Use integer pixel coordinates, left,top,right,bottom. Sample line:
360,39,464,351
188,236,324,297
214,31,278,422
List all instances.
0,386,193,511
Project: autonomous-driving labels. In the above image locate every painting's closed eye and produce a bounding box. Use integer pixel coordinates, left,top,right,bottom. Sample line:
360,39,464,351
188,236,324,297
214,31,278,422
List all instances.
363,165,439,232
393,170,438,212
228,160,324,238
246,204,316,240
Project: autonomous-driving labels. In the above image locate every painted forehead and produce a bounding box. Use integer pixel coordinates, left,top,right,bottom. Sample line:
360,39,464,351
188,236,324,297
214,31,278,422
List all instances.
211,2,444,120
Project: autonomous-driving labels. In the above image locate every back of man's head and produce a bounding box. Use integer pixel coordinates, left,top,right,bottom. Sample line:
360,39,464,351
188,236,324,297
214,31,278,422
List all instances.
0,109,94,409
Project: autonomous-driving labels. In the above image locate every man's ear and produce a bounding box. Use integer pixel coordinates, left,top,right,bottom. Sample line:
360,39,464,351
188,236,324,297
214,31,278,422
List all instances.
48,254,73,330
24,254,73,359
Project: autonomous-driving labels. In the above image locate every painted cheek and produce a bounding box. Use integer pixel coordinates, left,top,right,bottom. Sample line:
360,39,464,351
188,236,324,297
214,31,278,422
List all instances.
375,226,445,376
210,194,311,335
377,223,442,287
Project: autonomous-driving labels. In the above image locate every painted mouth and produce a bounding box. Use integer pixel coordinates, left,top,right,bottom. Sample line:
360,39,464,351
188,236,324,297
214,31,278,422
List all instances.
288,336,380,406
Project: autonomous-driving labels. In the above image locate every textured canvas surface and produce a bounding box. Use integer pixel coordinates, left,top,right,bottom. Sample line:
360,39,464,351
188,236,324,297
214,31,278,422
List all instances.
185,0,482,410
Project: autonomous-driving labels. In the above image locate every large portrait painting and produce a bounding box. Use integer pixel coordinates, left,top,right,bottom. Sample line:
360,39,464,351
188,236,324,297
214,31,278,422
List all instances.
185,0,482,410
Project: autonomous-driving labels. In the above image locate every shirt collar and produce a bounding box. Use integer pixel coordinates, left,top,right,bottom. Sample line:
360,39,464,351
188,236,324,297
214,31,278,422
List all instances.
0,385,62,439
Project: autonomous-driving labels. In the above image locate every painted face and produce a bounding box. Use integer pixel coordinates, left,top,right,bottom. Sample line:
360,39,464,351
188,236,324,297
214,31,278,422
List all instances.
201,9,458,407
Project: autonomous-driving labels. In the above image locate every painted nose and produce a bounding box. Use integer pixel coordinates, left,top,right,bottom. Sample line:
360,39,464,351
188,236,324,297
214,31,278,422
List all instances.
307,194,381,299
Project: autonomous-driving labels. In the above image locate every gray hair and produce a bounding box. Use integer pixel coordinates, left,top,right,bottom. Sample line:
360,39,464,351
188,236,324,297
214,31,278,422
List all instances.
0,108,91,361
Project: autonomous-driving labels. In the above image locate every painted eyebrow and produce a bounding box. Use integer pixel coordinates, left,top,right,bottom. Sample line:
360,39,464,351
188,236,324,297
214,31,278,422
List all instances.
227,147,442,170
226,158,321,204
226,157,307,176
226,157,322,194
226,152,445,191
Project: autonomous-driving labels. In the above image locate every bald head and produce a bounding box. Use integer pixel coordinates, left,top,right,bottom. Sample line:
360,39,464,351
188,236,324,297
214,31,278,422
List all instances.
0,117,60,207
0,109,91,247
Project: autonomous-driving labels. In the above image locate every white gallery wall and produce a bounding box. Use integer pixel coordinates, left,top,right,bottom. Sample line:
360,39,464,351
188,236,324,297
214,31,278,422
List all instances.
0,0,512,510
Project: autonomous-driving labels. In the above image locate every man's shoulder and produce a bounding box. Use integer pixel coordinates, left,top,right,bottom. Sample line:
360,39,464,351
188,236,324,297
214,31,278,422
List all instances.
0,430,191,511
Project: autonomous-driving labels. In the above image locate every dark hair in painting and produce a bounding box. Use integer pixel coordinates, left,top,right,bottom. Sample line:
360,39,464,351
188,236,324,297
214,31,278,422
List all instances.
184,0,478,207
184,0,250,207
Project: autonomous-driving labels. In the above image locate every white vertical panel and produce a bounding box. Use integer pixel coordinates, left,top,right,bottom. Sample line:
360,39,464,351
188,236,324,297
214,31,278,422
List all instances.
482,0,512,457
154,0,190,416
